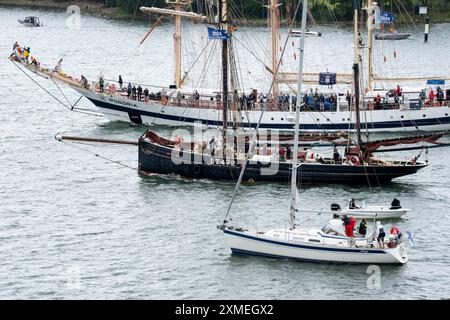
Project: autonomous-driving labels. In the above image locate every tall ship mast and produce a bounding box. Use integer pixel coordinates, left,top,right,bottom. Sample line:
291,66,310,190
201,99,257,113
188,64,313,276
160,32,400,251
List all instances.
9,0,450,132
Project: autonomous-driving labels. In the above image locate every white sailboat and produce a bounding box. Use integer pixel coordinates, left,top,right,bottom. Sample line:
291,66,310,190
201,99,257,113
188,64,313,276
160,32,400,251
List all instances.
221,0,408,265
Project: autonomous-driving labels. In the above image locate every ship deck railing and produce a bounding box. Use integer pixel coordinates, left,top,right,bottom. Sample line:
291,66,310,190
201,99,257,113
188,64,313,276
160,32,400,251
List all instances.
95,84,450,113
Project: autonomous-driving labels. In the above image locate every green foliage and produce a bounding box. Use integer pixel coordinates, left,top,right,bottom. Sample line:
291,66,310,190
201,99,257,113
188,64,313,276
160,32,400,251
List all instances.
28,0,450,21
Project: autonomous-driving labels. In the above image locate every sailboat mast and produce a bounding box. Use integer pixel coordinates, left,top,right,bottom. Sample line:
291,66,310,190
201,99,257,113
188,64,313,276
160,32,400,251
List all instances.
353,0,362,146
174,0,182,87
270,0,280,100
219,0,229,153
289,0,308,230
367,0,374,91
353,0,359,65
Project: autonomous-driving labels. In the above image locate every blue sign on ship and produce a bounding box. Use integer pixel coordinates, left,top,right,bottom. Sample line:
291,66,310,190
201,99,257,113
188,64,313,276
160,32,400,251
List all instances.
207,27,230,40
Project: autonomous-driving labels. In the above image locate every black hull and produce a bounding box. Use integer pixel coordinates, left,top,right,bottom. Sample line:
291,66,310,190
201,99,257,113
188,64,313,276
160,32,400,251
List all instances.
138,139,427,184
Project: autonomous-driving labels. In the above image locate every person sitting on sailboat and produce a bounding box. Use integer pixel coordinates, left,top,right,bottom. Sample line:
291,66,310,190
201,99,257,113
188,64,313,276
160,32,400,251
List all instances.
349,198,360,209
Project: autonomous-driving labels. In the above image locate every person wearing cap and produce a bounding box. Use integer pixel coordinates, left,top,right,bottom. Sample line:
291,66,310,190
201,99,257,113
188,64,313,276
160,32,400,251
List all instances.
376,221,386,248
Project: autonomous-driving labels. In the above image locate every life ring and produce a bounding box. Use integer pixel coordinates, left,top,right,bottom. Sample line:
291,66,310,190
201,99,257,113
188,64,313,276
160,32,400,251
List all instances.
349,156,360,166
193,166,202,175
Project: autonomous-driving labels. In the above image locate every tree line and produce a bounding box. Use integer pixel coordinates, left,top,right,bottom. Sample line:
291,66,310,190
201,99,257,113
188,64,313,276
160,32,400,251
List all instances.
49,1,450,21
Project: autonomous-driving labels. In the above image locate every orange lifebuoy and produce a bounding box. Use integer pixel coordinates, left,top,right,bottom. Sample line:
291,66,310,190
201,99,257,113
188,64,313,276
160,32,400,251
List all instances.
160,97,167,105
349,156,360,166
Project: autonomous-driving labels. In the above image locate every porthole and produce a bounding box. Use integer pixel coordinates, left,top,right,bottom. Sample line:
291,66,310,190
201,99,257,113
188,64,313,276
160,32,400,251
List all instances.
342,118,346,121
446,113,448,116
281,118,284,121
423,114,426,117
271,117,274,120
401,115,404,119
327,118,330,121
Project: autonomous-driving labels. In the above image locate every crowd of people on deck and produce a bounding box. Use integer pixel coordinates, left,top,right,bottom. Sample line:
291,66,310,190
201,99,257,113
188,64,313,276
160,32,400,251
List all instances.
235,88,339,111
424,86,449,107
371,84,450,110
10,41,40,68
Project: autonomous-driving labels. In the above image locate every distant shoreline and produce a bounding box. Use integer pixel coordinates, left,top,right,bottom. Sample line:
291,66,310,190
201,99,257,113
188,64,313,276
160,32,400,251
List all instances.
0,0,142,21
1,0,449,25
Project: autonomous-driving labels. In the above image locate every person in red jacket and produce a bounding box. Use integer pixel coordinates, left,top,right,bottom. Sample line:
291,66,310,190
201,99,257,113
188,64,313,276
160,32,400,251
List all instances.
349,216,356,237
344,215,355,237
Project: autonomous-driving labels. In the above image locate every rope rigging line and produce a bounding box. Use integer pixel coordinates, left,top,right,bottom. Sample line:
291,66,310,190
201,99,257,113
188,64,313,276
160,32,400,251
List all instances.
55,133,138,171
223,0,304,223
11,60,104,118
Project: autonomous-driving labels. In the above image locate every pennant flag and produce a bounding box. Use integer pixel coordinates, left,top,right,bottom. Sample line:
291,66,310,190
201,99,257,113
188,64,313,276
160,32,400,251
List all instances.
207,27,230,40
405,228,415,247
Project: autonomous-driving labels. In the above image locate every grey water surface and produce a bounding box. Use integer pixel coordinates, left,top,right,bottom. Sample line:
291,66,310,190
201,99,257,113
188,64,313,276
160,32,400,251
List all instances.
0,6,449,299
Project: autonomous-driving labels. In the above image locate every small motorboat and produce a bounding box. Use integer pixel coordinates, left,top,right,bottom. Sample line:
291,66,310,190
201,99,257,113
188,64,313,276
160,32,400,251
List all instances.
18,16,42,27
290,29,322,37
334,199,410,219
375,32,411,40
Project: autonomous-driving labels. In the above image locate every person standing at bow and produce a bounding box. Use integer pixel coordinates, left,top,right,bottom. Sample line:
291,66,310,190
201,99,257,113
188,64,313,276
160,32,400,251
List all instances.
118,75,123,91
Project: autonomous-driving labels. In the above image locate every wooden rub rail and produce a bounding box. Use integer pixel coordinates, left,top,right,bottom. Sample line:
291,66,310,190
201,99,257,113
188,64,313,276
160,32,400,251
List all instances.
55,134,138,146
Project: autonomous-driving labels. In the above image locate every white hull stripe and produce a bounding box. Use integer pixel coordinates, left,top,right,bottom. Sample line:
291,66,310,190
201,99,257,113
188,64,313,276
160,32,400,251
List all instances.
88,98,450,131
224,229,386,254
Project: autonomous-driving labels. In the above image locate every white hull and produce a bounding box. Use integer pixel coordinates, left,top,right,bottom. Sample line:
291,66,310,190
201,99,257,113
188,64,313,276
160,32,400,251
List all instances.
76,88,450,132
224,228,408,264
342,206,410,219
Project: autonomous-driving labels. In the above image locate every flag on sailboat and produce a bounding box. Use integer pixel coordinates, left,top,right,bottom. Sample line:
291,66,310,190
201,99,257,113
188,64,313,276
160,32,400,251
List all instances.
207,27,230,40
377,12,395,24
405,228,415,247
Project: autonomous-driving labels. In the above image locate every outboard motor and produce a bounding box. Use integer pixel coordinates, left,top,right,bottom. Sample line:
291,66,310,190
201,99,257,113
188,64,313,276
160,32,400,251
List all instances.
331,203,341,211
390,198,401,209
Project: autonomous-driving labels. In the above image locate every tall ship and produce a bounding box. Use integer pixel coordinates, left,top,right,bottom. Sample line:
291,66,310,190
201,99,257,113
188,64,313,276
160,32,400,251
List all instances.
136,0,439,185
10,0,450,132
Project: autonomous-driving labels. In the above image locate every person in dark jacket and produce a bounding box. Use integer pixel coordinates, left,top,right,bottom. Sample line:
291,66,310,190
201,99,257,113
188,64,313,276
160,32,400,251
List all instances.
137,86,143,101
359,218,368,237
127,83,132,98
132,85,137,100
349,198,359,209
118,75,123,90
